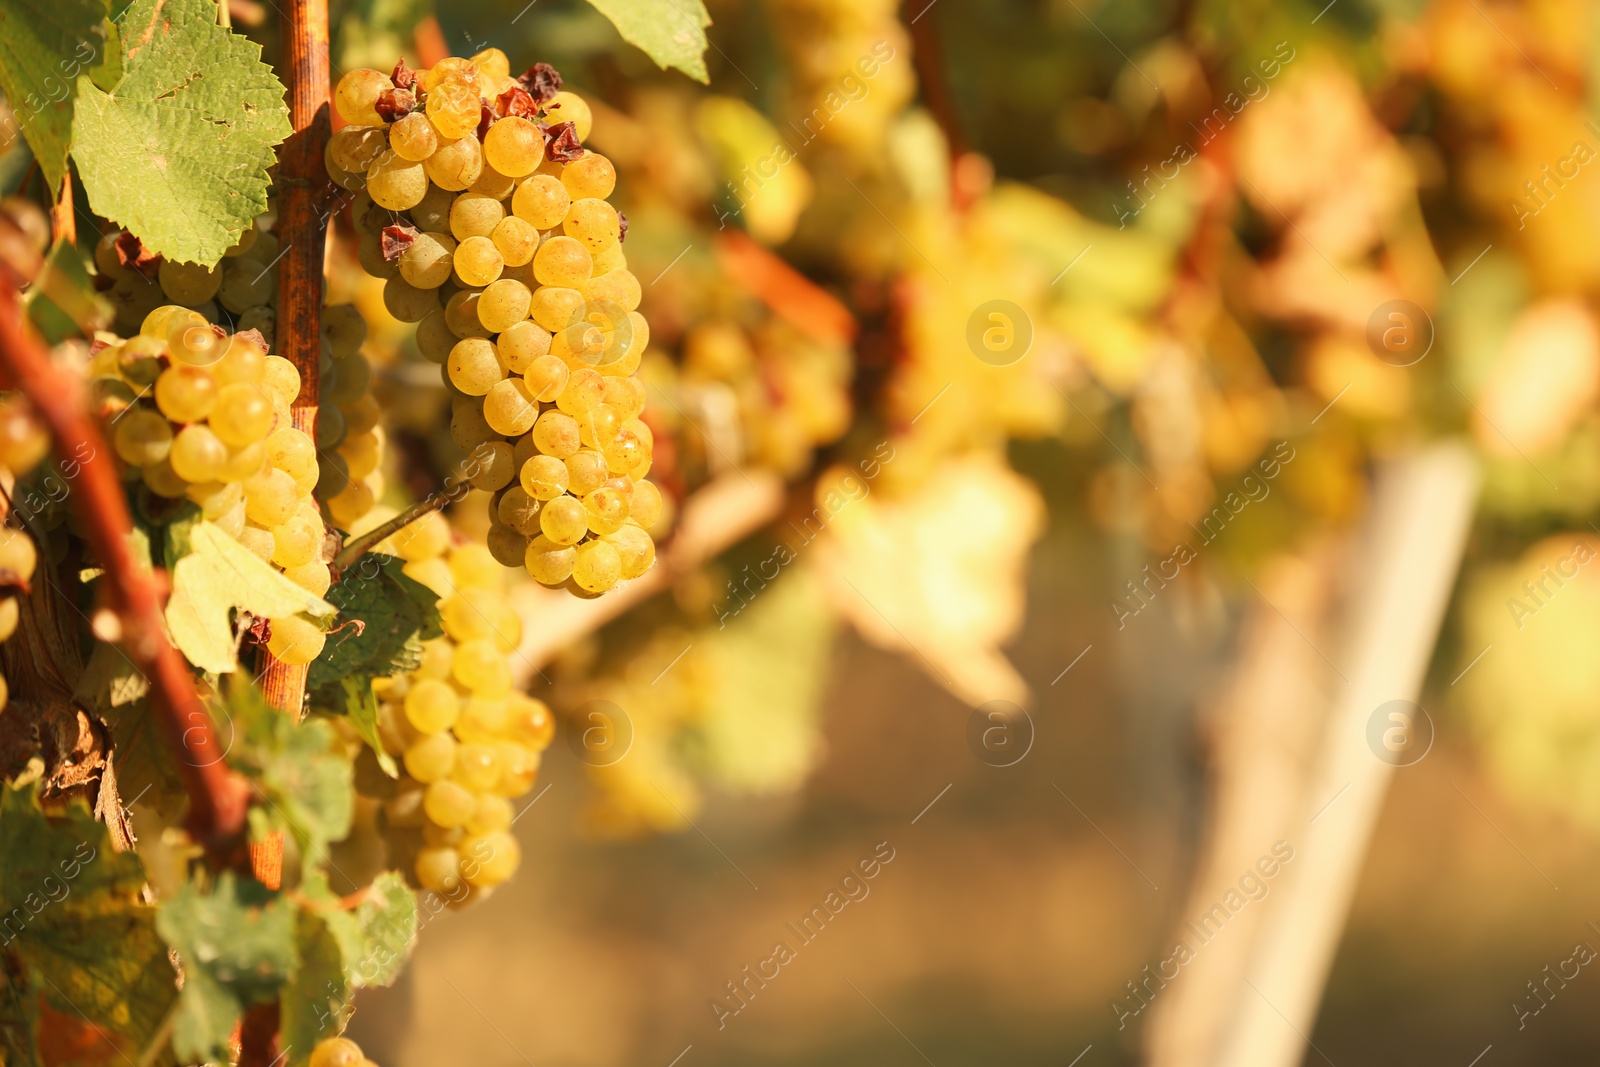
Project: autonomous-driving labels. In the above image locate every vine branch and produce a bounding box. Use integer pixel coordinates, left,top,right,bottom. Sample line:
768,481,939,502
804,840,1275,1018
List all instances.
333,477,471,574
0,289,246,843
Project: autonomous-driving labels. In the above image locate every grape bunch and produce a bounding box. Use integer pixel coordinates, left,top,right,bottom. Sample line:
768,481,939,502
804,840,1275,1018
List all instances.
0,395,47,712
92,307,331,664
327,49,661,595
94,224,279,340
310,1034,381,1067
363,510,553,900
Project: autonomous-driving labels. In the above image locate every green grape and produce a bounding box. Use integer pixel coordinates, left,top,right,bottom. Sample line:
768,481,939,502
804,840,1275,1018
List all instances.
415,846,463,892
315,403,348,450
322,304,367,358
533,235,592,288
113,408,173,466
390,112,440,161
145,456,194,498
548,90,593,140
603,523,656,579
244,468,297,526
467,793,514,835
584,483,629,528
213,334,268,386
271,514,322,568
424,134,484,191
483,116,542,178
417,309,458,362
158,260,223,306
209,383,276,446
329,125,388,173
496,486,543,536
572,539,621,593
425,75,481,141
562,198,620,252
539,494,587,545
467,441,517,492
483,378,539,436
511,174,570,230
577,403,619,450
167,316,227,366
334,68,392,126
630,478,663,531
453,236,504,288
497,322,553,374
357,232,398,279
155,365,218,423
450,191,506,241
283,559,332,596
339,431,380,479
425,779,478,828
452,639,511,697
444,290,493,340
452,743,501,791
601,375,646,421
524,353,569,401
399,232,457,290
448,338,505,395
528,286,585,332
404,730,457,783
367,151,429,210
450,397,496,450
266,613,326,665
325,354,371,406
317,453,351,498
550,323,604,367
477,279,531,333
217,260,275,314
556,368,604,415
383,276,442,323
328,479,376,529
169,424,228,483
0,528,38,582
520,454,568,500
584,268,642,312
486,522,530,567
561,153,617,200
565,449,609,496
222,440,268,482
532,410,580,458
412,183,457,232
462,830,520,888
310,1036,365,1067
491,216,540,267
472,163,517,200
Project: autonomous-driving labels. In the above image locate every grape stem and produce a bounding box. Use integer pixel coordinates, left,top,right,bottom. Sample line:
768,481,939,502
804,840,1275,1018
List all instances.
0,287,247,843
259,0,333,717
331,463,475,574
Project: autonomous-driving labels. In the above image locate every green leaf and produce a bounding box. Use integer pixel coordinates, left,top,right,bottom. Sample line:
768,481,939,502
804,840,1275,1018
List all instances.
0,785,177,1064
156,873,295,1064
223,678,353,862
279,910,349,1067
0,0,111,189
584,0,711,83
70,0,290,264
166,521,336,674
339,677,397,778
299,869,416,990
307,553,441,701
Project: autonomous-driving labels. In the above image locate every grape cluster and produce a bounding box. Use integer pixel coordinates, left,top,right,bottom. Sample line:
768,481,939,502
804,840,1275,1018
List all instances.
366,511,553,900
309,304,388,534
310,1035,380,1067
0,396,46,712
92,308,331,664
95,225,279,341
328,49,661,595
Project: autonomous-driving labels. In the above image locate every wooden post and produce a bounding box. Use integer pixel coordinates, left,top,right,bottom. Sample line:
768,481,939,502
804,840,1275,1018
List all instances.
260,0,332,715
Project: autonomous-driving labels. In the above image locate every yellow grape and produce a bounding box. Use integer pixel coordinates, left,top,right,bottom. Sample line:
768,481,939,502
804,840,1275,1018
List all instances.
531,410,580,458
483,116,542,177
169,425,228,483
155,365,218,423
562,198,620,251
496,486,543,536
404,730,457,783
426,75,482,140
335,68,392,126
447,338,505,395
497,322,553,375
565,449,609,496
511,174,570,230
450,191,505,241
528,286,585,332
390,112,439,161
424,779,478,828
451,743,501,791
538,495,587,546
209,383,277,446
367,151,429,211
244,468,298,526
453,236,504,288
630,478,663,530
556,368,604,416
399,232,457,290
561,154,616,200
415,846,463,892
267,614,327,665
547,91,593,140
425,135,485,191
452,638,511,697
520,454,568,500
533,236,592,288
113,408,173,466
490,216,540,267
572,539,621,592
603,523,656,579
483,378,539,436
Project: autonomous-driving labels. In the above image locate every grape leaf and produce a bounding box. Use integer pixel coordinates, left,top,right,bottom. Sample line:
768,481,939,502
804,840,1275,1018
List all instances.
0,786,177,1065
279,910,349,1067
70,0,290,264
165,521,336,675
307,553,441,701
0,0,112,189
339,677,397,778
299,869,416,989
584,0,711,83
222,678,353,862
156,873,295,1065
